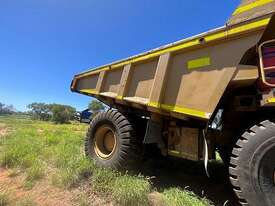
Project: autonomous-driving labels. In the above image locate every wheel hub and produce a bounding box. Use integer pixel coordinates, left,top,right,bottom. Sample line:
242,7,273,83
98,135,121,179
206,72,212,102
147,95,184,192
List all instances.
104,131,115,152
94,125,117,159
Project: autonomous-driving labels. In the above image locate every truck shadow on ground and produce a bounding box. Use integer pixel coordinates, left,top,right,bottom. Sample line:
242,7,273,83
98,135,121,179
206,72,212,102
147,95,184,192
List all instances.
140,157,240,206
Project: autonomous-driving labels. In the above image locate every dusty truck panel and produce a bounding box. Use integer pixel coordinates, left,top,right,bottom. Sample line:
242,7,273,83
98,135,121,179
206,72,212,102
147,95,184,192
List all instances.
72,2,275,205
160,32,263,118
102,69,123,96
71,16,271,120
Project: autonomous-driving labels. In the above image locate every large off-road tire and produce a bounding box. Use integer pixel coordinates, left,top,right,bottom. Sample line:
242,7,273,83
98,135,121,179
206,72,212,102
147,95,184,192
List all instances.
85,110,141,170
229,120,275,206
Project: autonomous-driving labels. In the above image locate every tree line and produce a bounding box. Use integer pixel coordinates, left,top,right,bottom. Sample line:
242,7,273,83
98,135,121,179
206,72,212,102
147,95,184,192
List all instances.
27,100,105,124
0,103,16,115
0,100,105,124
27,103,76,124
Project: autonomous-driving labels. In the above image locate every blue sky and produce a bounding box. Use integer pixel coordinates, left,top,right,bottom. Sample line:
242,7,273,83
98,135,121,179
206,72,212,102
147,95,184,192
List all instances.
0,0,239,111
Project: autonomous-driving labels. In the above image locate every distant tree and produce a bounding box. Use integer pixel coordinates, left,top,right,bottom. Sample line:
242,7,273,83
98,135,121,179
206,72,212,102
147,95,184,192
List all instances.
0,102,5,113
27,103,51,121
0,102,16,115
88,100,105,115
50,104,76,124
5,105,16,113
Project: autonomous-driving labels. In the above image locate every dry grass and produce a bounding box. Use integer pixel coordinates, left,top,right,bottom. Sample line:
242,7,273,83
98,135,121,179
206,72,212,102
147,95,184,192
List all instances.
0,191,10,206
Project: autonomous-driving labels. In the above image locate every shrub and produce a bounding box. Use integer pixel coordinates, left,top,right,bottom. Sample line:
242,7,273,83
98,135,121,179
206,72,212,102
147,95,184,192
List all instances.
27,103,51,121
50,104,76,124
88,100,105,117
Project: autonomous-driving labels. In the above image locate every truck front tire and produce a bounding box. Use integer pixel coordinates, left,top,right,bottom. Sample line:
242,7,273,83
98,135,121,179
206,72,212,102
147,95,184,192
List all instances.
85,110,141,170
229,120,275,206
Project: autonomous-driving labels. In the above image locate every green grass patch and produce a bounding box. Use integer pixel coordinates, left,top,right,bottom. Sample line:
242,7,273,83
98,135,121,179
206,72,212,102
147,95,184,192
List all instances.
162,188,211,206
113,174,151,206
52,156,94,188
0,115,88,188
91,168,118,194
26,160,44,181
24,160,44,189
91,168,151,206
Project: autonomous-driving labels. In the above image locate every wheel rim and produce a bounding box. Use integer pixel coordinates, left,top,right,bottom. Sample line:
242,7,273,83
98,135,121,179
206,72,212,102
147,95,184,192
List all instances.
94,125,117,159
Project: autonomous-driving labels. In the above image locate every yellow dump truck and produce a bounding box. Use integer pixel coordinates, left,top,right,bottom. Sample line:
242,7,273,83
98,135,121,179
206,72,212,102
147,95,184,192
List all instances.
71,1,275,205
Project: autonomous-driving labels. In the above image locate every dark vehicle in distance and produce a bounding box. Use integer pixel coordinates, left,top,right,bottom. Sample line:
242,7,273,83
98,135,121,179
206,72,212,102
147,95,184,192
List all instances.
75,109,93,123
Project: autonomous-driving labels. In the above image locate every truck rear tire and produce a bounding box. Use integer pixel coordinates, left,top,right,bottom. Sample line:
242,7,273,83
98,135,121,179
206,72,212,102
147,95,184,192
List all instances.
229,120,275,206
85,110,141,170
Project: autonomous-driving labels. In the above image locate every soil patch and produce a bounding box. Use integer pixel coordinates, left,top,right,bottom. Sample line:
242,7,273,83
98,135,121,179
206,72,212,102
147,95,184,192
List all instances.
0,168,112,206
0,123,8,137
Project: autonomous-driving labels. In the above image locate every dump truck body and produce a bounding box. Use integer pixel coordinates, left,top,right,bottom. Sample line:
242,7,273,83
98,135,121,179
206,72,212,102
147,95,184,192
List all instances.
72,1,275,205
71,14,274,120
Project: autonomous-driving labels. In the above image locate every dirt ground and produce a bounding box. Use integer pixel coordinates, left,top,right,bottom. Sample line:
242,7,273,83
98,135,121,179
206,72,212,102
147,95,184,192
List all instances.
0,159,239,206
0,167,113,206
0,168,74,206
0,123,8,138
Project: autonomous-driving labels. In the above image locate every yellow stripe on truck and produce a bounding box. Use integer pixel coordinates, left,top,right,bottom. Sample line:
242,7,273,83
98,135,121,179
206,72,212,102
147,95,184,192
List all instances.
79,89,98,95
267,98,275,103
74,17,271,83
233,0,274,15
112,17,269,71
148,101,211,119
111,39,199,69
228,17,271,36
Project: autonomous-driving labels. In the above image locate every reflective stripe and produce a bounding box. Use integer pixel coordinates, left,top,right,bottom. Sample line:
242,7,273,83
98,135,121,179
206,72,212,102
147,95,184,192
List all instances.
187,57,211,70
148,101,211,119
161,104,211,119
77,92,210,118
168,150,180,155
267,97,275,103
79,89,98,95
116,95,123,100
233,0,274,15
147,101,161,108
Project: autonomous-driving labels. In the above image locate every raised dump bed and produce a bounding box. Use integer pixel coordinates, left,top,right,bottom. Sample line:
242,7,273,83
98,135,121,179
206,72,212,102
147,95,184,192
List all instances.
72,1,275,206
71,6,274,120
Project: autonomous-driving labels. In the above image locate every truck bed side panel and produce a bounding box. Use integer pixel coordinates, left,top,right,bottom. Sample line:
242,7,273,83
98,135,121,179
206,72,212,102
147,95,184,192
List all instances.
163,32,262,116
